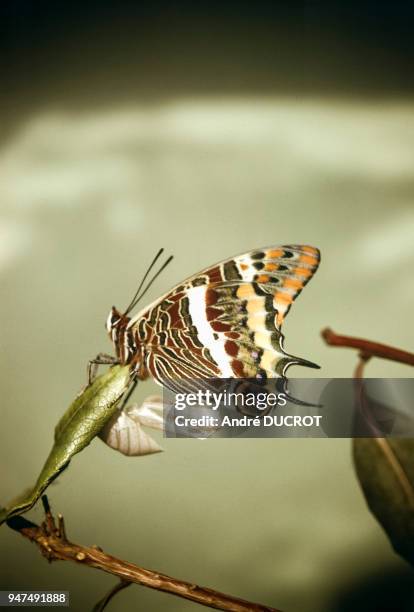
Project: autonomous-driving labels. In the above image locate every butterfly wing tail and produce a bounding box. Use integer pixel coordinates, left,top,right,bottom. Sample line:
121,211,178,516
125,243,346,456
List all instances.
276,376,322,408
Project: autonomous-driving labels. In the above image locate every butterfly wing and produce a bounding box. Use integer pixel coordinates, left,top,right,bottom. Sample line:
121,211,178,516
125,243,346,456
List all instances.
131,245,320,387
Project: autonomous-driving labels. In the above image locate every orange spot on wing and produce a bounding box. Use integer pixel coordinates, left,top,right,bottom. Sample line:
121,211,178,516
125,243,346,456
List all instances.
240,263,248,271
274,292,293,304
257,274,270,283
265,263,278,271
301,245,318,254
237,284,255,299
283,278,303,290
247,299,263,314
294,267,313,278
267,249,283,258
299,254,318,266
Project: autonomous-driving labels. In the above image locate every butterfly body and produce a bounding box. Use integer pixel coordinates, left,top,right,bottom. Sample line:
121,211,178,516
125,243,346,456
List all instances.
106,245,320,389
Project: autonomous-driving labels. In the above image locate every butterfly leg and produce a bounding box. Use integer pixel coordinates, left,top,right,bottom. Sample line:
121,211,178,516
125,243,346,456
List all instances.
88,353,118,385
118,379,138,411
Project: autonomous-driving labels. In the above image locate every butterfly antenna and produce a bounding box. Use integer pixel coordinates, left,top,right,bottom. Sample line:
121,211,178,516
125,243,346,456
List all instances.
125,248,165,315
126,253,174,314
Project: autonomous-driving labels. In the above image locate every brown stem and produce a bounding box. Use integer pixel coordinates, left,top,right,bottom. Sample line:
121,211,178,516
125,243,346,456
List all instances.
327,334,414,509
92,580,132,612
374,436,414,510
7,498,281,612
354,355,370,379
353,357,414,509
321,328,414,366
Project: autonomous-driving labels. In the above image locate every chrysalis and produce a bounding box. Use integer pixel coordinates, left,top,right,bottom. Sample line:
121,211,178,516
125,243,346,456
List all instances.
99,395,164,456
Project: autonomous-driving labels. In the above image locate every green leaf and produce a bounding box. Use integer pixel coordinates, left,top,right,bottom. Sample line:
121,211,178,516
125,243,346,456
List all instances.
353,438,414,566
0,365,131,526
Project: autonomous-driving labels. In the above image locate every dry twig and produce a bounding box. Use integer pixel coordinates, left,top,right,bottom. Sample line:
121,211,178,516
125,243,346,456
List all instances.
7,496,281,612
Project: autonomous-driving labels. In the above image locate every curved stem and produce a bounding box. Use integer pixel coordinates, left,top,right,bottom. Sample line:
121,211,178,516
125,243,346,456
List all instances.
326,332,414,509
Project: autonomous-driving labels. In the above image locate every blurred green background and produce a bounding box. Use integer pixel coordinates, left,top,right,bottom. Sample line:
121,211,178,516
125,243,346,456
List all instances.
1,2,414,611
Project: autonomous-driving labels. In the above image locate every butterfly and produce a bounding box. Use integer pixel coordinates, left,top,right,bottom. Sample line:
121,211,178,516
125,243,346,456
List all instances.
96,245,320,388
95,245,320,455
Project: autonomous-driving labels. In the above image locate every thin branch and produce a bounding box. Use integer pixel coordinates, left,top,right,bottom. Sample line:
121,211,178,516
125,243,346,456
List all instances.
352,356,393,438
354,355,370,379
92,580,132,612
374,435,414,509
6,498,281,612
326,331,414,509
321,328,414,366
